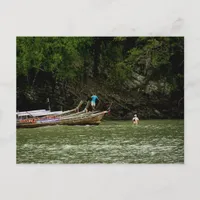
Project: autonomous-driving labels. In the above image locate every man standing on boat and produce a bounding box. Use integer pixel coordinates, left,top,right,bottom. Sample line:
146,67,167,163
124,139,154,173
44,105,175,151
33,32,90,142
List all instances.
91,94,99,110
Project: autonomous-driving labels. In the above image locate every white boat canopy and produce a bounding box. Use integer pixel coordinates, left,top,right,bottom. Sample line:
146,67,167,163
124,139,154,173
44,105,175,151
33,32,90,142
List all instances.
16,110,63,117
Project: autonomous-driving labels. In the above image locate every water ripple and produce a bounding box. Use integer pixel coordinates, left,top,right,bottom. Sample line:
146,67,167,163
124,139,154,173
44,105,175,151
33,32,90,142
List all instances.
17,120,184,164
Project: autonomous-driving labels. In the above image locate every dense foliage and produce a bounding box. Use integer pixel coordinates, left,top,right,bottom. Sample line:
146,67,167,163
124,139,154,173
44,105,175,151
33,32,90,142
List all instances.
17,37,184,119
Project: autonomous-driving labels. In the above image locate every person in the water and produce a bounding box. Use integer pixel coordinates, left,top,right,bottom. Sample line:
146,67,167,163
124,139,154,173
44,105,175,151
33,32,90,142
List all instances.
132,114,139,125
91,94,99,110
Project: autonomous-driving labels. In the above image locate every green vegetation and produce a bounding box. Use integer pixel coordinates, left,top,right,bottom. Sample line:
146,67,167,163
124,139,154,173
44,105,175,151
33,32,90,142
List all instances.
17,37,184,119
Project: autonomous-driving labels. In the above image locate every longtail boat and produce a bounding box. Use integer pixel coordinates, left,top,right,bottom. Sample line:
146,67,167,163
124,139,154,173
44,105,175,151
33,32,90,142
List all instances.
17,111,108,128
16,101,84,121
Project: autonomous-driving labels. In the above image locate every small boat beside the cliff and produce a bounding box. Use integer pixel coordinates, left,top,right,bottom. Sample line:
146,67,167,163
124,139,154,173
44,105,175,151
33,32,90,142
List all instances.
16,101,84,121
17,111,108,128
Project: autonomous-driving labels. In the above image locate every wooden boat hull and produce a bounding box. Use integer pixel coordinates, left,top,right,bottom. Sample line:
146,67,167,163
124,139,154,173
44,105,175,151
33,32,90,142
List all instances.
17,101,84,122
17,111,107,128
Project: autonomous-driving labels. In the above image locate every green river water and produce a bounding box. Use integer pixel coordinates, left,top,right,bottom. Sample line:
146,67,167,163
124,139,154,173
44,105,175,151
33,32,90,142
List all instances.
17,120,184,164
